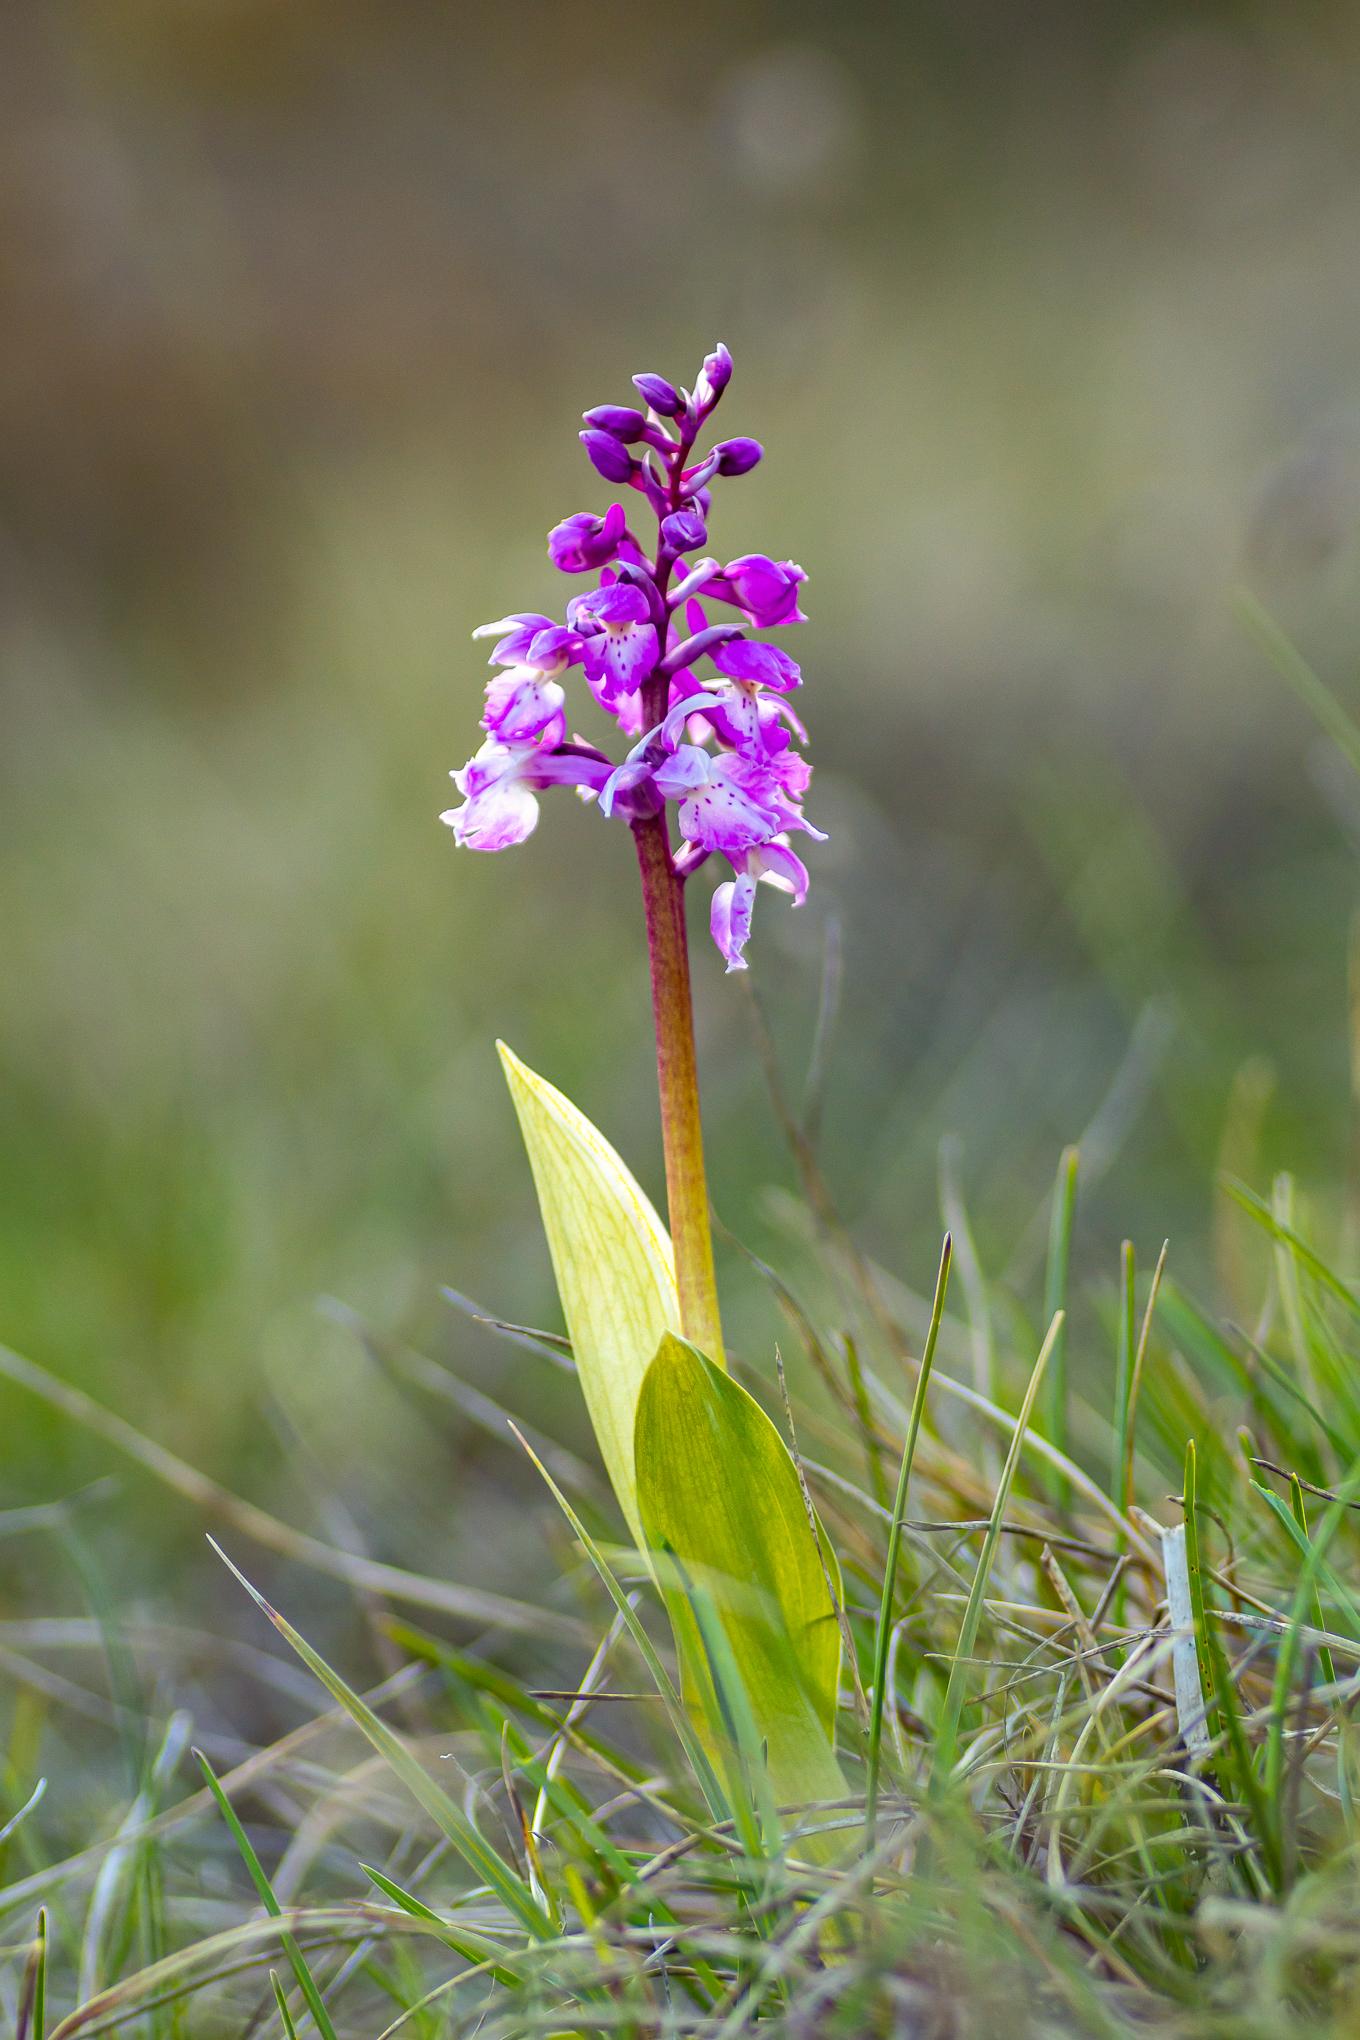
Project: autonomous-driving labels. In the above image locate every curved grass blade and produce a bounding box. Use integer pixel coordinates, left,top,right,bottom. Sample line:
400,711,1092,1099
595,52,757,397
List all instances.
1285,1479,1339,1687
1180,1442,1275,1890
359,1867,521,1989
865,1234,951,1838
44,1906,446,2040
1112,1241,1136,1512
1260,1457,1360,1882
16,1907,46,2040
210,1541,558,1942
508,1425,729,1825
270,1971,301,2040
1220,1179,1360,1321
932,1310,1062,1788
1042,1146,1079,1500
195,1748,340,2040
1235,589,1360,779
1179,1441,1215,1742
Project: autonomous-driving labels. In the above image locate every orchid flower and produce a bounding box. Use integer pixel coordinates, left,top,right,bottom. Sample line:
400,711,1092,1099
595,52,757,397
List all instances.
441,739,611,852
444,347,820,967
442,346,823,1357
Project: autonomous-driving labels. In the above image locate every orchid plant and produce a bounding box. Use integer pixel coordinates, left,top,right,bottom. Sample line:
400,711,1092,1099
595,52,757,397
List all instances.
443,349,844,1830
443,343,820,1372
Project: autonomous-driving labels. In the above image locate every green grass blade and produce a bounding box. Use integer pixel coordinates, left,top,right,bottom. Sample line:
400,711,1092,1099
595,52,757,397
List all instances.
932,1310,1062,1786
1180,1444,1277,1888
842,1335,889,1510
491,1727,725,2005
270,1971,301,2040
1253,1481,1351,1674
1287,1479,1342,1695
1179,1442,1215,1739
508,1426,730,1825
1163,1268,1348,1464
1261,1459,1360,1871
17,1907,46,2040
1112,1240,1136,1512
1042,1147,1079,1501
195,1750,340,2040
359,1867,521,1987
865,1233,951,1838
939,1140,997,1409
1221,1178,1360,1322
1235,588,1360,779
209,1542,558,1942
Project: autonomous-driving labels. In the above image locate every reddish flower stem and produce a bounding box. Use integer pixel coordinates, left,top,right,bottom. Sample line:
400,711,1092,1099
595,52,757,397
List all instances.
620,405,725,1359
631,810,724,1362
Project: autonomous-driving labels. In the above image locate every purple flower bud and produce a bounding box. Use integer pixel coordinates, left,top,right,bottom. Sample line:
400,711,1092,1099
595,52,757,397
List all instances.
695,342,733,408
579,430,638,485
712,438,763,477
582,405,648,442
547,503,627,574
706,554,807,628
660,508,708,553
632,372,684,417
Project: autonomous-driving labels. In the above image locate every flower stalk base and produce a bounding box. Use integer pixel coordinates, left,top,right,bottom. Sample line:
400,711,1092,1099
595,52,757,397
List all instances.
632,812,724,1363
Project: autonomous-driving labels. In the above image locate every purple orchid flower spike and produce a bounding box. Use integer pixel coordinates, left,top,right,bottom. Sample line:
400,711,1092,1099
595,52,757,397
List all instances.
446,349,820,966
443,344,823,1357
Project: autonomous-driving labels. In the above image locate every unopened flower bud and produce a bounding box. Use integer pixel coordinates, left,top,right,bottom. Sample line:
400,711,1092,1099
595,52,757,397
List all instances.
579,430,639,484
660,508,708,552
713,437,763,477
582,404,648,441
632,372,684,416
547,503,626,574
695,342,733,407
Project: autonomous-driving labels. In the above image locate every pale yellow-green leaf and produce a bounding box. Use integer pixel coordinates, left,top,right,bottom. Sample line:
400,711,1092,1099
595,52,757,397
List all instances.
498,1041,685,1549
635,1334,847,1826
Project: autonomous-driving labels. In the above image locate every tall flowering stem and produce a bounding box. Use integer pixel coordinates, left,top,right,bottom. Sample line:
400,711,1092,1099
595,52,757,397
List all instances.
443,343,822,1363
632,807,724,1358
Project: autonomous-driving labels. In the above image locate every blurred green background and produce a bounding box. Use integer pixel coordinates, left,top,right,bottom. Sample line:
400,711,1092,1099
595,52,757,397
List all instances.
4,0,1360,1669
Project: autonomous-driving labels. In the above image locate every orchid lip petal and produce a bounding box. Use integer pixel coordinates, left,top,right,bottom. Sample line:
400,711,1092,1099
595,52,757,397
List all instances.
710,870,756,971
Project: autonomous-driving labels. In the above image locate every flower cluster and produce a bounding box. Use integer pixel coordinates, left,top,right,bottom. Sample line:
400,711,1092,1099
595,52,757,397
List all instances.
442,345,821,971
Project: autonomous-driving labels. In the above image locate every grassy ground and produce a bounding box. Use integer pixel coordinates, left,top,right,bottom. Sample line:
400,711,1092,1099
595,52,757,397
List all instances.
8,811,1360,2033
10,6,1360,2029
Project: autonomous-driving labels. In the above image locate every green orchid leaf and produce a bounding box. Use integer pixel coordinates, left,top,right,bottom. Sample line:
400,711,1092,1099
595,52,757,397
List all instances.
498,1041,687,1547
635,1333,847,1831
